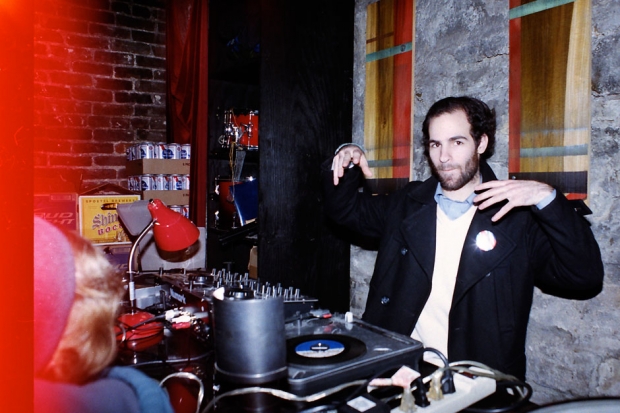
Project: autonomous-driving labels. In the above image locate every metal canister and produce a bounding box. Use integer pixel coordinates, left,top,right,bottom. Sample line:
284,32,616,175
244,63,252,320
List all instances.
139,142,155,159
180,144,191,159
140,174,155,191
181,174,190,190
212,292,286,386
168,174,183,190
163,143,181,159
153,142,166,159
154,174,167,190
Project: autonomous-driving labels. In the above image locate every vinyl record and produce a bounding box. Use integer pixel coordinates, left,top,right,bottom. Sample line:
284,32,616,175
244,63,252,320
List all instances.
287,334,366,366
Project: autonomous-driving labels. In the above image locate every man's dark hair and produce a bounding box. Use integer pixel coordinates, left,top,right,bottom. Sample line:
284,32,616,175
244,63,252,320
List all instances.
421,96,496,160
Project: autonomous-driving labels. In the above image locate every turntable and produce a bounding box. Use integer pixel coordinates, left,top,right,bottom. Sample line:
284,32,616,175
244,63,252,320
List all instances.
285,313,423,396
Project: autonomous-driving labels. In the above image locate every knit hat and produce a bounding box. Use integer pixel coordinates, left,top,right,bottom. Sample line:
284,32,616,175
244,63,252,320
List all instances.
34,217,76,375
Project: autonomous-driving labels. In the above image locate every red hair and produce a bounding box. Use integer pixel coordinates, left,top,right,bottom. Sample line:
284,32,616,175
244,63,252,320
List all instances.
39,229,124,384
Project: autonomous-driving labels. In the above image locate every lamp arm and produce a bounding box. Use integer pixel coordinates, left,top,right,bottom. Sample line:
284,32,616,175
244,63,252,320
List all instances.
127,220,155,308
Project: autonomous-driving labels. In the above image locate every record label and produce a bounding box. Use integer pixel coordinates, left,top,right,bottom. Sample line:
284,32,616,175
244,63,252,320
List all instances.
294,339,345,358
287,334,367,366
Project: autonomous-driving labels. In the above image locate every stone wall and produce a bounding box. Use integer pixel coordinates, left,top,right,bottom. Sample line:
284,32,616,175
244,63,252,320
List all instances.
351,0,620,404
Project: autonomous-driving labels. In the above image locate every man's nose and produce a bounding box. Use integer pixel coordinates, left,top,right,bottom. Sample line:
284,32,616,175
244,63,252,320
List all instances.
439,146,451,162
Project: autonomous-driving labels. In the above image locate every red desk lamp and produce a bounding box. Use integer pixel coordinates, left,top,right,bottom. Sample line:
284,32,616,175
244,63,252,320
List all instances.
116,199,200,349
121,199,200,308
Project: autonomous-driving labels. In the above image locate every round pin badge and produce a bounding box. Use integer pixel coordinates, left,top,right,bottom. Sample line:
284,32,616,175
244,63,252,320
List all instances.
476,230,496,251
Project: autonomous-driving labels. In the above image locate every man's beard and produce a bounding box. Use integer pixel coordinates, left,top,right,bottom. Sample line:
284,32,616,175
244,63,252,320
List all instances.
430,152,480,191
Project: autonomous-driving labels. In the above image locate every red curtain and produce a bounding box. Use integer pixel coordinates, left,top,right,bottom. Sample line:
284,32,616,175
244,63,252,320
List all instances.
166,0,209,227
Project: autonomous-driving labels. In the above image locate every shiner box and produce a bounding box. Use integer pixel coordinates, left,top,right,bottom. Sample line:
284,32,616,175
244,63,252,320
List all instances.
78,194,140,245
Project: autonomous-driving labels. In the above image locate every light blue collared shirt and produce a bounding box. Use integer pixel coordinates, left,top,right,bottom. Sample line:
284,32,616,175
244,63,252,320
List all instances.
434,185,477,220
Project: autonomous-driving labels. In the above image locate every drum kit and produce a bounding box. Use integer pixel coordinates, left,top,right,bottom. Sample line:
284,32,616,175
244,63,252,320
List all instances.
218,109,259,151
215,108,259,230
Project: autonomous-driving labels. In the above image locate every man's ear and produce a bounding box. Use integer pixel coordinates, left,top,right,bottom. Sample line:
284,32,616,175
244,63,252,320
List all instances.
477,134,489,154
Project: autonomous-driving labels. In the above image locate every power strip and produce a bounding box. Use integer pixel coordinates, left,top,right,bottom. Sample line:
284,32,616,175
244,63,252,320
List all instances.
390,373,496,413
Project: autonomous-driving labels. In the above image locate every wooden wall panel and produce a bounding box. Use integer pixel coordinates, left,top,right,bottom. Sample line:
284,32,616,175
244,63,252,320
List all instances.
364,0,414,188
509,0,591,200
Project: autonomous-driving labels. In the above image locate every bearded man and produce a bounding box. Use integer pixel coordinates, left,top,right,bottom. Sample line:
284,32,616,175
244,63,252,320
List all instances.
321,96,603,380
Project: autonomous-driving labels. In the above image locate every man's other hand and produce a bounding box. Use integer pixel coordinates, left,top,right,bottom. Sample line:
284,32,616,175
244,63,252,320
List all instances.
474,180,554,222
332,145,373,185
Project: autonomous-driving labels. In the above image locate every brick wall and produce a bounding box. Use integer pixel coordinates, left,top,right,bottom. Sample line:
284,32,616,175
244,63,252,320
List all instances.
34,0,167,193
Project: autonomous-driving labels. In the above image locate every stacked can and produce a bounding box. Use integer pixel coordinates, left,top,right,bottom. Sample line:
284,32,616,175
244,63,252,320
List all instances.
154,174,167,190
163,143,179,159
139,174,155,191
127,175,140,191
139,142,155,160
127,142,190,220
127,140,192,187
154,142,166,159
126,141,192,160
125,175,190,217
167,174,183,190
128,173,190,191
169,205,190,219
180,144,191,159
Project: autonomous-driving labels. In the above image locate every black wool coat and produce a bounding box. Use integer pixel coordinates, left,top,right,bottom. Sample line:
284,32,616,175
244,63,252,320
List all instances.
321,159,604,379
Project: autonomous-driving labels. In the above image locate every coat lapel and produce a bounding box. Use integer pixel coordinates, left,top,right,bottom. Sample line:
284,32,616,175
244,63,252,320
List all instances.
400,180,438,280
451,160,517,305
452,210,516,306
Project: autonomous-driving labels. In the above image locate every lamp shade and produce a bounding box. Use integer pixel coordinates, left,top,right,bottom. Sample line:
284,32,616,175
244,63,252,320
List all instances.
116,200,152,236
147,199,200,251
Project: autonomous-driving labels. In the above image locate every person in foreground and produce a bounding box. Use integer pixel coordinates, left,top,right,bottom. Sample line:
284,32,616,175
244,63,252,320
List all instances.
34,216,174,413
322,96,604,380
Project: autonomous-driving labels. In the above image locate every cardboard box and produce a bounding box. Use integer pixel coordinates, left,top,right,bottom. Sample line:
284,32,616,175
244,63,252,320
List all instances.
126,159,190,175
34,193,79,231
141,190,190,206
79,194,140,245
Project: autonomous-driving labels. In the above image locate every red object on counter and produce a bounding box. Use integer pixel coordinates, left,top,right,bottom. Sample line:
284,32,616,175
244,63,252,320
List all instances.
147,199,200,251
